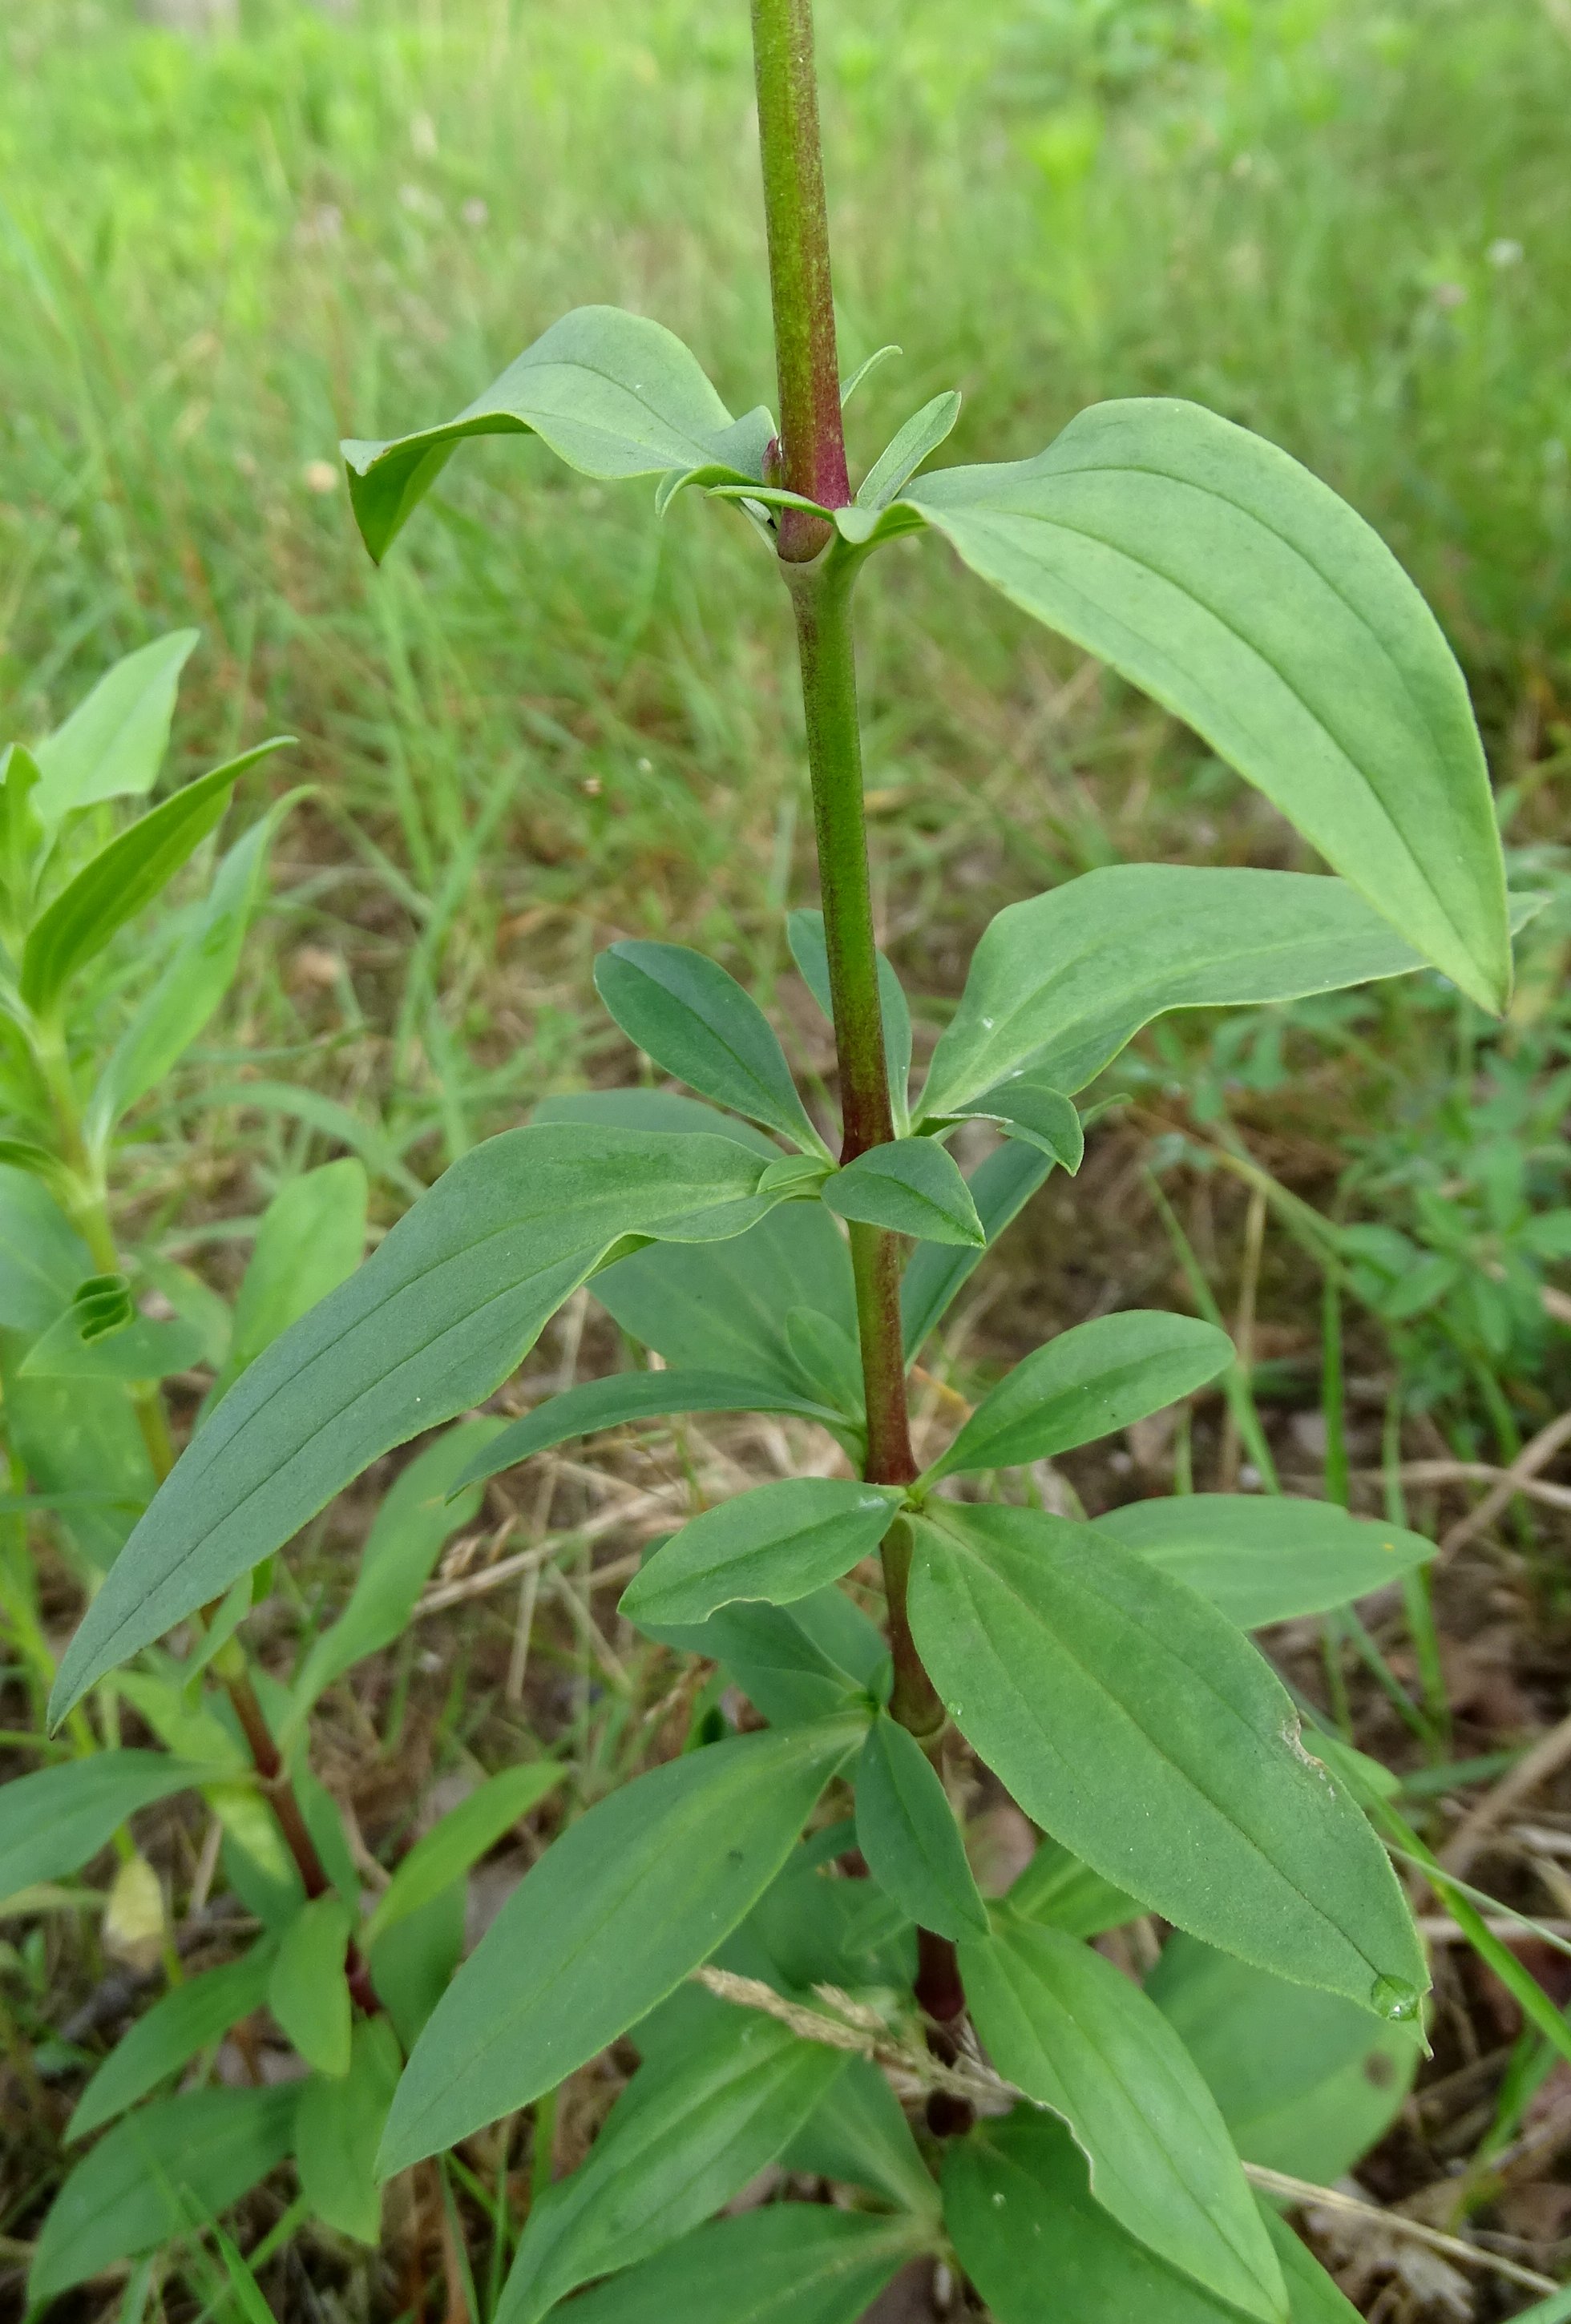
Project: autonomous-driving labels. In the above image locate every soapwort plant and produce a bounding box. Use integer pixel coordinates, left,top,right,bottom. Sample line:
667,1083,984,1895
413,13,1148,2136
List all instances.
16,0,1538,2311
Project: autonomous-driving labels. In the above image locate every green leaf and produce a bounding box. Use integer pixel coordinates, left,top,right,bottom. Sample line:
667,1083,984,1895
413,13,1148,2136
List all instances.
1007,1834,1141,1939
780,2054,939,2215
28,2082,297,2304
940,1074,1084,1171
85,799,293,1147
622,1479,903,1628
787,908,913,1129
294,2017,402,2245
206,1160,368,1410
919,864,1464,1122
0,740,43,914
496,2013,848,2324
380,1719,858,2169
1092,1495,1437,1630
20,1293,206,1383
823,1138,985,1248
784,1308,864,1417
854,1712,987,1940
364,1761,565,1948
595,941,826,1155
636,1590,887,1729
943,2110,1257,2324
927,1310,1233,1482
908,1502,1427,2015
961,1914,1286,2321
1259,2209,1366,2323
903,399,1510,1011
282,1419,506,1743
67,1946,273,2140
30,631,199,822
342,305,771,561
50,1124,794,1722
20,739,292,1017
450,1369,847,1499
902,1140,1056,1360
529,2205,928,2324
0,1751,214,1898
840,345,901,407
848,391,962,519
369,1882,465,2049
1147,1933,1417,2183
267,1893,353,2077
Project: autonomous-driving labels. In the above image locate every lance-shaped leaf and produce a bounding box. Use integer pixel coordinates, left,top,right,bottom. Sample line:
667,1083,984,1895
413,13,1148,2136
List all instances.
847,390,962,520
961,1914,1286,2321
67,1946,275,2140
342,305,772,561
622,1478,904,1629
50,1125,790,1721
636,1589,887,1729
269,1893,353,2076
902,1140,1055,1359
497,2013,847,2324
380,1717,859,2169
908,1502,1427,2016
935,1073,1084,1171
927,1309,1233,1482
854,1711,987,1940
1092,1494,1436,1630
207,1159,368,1411
364,1761,565,1947
787,907,912,1132
21,739,293,1016
595,940,826,1152
920,863,1463,1120
295,2018,402,2245
30,2084,298,2304
823,1138,984,1247
943,2111,1261,2324
544,2205,929,2324
901,398,1509,1012
1008,1834,1141,1940
449,1368,848,1499
30,630,199,823
0,1751,216,1898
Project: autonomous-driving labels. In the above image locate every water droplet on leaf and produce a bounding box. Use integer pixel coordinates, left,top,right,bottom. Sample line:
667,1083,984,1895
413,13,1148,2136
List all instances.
1369,1973,1423,2023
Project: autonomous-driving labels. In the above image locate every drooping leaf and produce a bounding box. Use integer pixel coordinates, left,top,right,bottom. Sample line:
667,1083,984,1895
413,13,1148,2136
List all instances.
0,1751,214,1899
939,1074,1084,1171
206,1160,368,1410
282,1418,507,1742
901,399,1510,1011
919,864,1467,1122
961,1914,1286,2321
943,2109,1257,2324
343,305,772,561
908,1503,1427,2015
535,2205,929,2324
927,1310,1232,1481
294,2017,402,2245
20,1295,205,1383
636,1588,888,1729
822,1138,984,1248
267,1893,353,2076
595,941,825,1153
449,1368,847,1499
364,1761,565,1947
854,1712,987,1940
380,1718,859,2169
28,2083,297,2303
20,740,292,1016
1092,1495,1436,1630
50,1124,794,1721
1007,1834,1141,1939
85,798,293,1147
787,907,913,1129
1147,1933,1418,2183
621,1479,903,1628
901,1140,1056,1359
30,631,199,823
496,2012,847,2324
67,1946,273,2140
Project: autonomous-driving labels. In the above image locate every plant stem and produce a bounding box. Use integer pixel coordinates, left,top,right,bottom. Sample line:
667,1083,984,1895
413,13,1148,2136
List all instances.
751,0,955,2030
749,0,850,559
